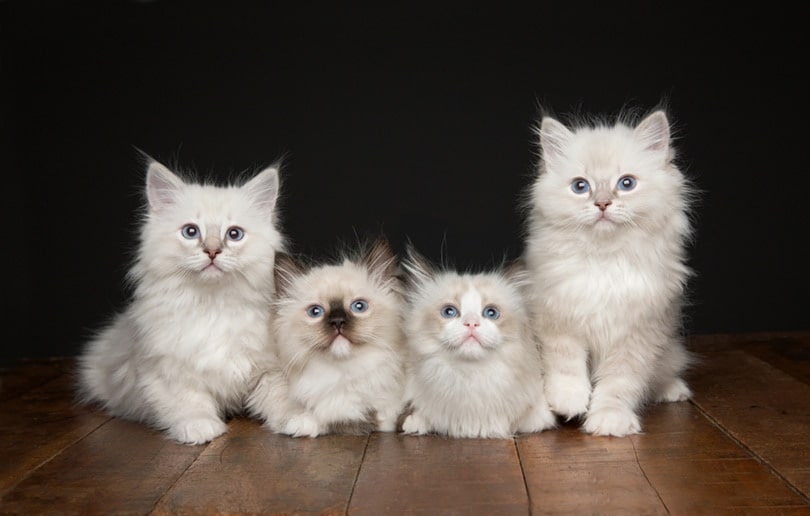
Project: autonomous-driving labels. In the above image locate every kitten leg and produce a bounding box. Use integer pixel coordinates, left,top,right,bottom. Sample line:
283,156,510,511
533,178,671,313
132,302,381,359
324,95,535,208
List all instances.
516,399,557,434
375,403,404,432
583,338,657,437
541,335,591,419
283,411,322,438
401,411,430,435
652,342,692,403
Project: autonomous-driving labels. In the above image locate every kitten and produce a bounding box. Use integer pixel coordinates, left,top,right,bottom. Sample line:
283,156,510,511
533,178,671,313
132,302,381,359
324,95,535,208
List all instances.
247,238,407,437
77,158,284,445
399,246,556,439
523,109,695,436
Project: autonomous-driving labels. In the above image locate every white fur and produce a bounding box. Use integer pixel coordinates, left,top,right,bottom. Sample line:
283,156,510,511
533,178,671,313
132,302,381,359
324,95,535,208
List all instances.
247,240,407,437
78,160,284,444
401,252,556,439
523,110,694,437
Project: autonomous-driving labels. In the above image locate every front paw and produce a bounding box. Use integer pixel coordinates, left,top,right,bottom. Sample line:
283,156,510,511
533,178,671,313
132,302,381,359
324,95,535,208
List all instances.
517,401,557,434
655,378,692,403
583,407,641,437
169,417,227,445
545,374,591,420
283,413,321,438
401,413,429,435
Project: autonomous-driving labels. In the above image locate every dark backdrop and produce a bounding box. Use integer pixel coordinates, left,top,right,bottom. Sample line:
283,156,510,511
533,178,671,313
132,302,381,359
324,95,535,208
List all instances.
2,2,808,365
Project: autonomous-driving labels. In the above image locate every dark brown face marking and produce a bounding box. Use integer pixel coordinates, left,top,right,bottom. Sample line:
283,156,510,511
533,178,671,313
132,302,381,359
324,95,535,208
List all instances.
327,300,349,332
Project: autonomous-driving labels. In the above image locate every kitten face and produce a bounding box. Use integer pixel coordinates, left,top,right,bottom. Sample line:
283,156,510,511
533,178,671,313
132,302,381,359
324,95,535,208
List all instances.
405,252,527,361
533,111,683,235
274,240,401,361
140,161,282,283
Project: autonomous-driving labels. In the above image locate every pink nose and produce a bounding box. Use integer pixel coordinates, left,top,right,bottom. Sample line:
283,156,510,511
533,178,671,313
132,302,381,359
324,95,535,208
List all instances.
204,247,221,260
464,320,480,328
595,200,612,211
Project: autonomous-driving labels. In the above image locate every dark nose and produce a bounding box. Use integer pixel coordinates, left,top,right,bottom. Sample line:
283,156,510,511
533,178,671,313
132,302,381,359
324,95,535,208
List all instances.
329,314,346,330
595,200,612,211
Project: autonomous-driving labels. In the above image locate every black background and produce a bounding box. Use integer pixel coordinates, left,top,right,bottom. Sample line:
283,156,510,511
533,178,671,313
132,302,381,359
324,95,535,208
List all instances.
2,2,808,365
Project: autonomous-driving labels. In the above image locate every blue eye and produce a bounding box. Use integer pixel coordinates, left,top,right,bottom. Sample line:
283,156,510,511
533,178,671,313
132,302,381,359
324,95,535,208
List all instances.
617,175,637,191
351,299,368,313
482,306,500,320
181,224,200,239
306,305,325,318
571,178,590,194
440,305,459,318
226,226,244,241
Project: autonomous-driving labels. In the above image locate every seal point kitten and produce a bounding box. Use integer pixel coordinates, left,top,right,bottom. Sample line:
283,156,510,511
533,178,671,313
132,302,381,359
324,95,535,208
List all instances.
247,237,407,437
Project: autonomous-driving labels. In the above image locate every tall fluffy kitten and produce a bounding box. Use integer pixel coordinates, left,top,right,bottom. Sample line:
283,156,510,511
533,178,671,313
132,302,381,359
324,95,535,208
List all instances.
78,159,284,444
523,109,695,437
400,247,556,439
247,238,406,437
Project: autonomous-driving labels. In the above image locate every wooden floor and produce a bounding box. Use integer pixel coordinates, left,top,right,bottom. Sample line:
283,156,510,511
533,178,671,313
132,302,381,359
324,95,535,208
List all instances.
2,333,809,515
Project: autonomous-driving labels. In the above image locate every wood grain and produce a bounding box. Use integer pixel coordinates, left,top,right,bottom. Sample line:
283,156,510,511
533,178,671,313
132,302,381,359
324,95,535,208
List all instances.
350,432,528,515
154,418,368,515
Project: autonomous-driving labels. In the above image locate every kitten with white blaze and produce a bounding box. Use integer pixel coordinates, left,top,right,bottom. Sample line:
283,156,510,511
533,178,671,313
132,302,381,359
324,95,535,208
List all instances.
247,237,407,437
523,109,695,437
78,158,284,445
400,246,556,439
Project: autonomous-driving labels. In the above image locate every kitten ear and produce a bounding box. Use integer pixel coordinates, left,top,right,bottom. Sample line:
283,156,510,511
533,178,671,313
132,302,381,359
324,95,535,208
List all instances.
402,243,435,288
539,117,574,164
244,166,280,216
634,110,670,152
502,257,531,289
361,237,397,281
146,160,185,212
273,253,304,297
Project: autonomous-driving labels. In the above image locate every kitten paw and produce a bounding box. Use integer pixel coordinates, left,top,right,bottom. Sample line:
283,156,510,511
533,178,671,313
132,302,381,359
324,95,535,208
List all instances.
401,413,429,435
376,408,399,432
284,413,321,438
517,402,557,434
655,378,692,403
583,407,641,437
169,417,227,445
545,374,591,420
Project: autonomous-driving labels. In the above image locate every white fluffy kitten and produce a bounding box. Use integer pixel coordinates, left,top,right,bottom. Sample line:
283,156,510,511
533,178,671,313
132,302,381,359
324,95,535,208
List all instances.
78,159,284,444
247,238,406,437
400,247,556,439
523,109,694,437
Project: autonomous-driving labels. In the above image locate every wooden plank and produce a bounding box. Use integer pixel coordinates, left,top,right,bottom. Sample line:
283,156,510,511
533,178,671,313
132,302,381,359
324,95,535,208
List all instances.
518,422,667,514
0,358,73,402
350,433,528,515
153,418,367,515
690,349,810,499
0,372,110,495
633,402,808,512
0,416,204,513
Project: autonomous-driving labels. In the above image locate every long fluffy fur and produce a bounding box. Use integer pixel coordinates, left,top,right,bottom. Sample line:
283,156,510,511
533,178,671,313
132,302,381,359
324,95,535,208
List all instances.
400,246,556,438
246,237,407,437
523,108,695,436
77,159,284,444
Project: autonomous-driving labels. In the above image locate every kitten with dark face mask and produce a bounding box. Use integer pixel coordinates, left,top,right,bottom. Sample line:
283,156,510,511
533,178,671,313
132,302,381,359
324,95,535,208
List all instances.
399,246,556,439
247,238,407,437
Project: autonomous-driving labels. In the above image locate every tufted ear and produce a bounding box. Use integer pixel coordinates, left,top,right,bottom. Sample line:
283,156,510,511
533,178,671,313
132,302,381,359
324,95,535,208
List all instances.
539,116,574,165
361,237,397,281
273,253,305,298
634,110,670,153
243,166,280,216
402,242,436,289
145,160,185,212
